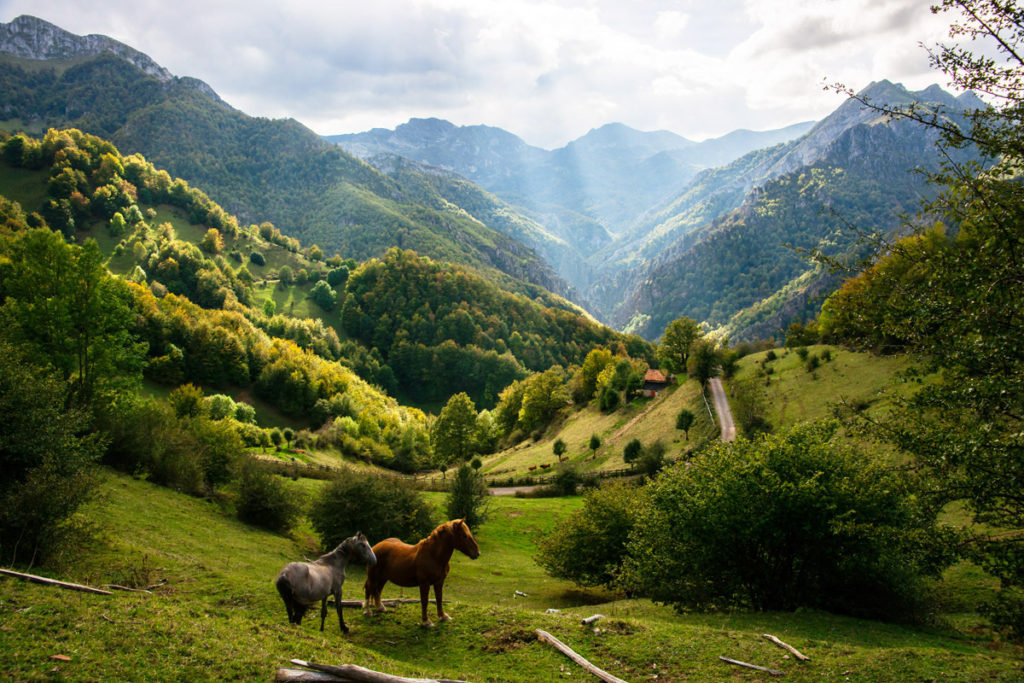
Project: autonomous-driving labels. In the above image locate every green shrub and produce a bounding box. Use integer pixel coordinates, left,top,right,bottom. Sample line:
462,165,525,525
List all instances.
536,481,640,589
310,470,436,550
550,463,583,496
623,438,643,464
446,464,490,529
620,422,952,619
0,347,101,565
805,354,821,372
235,460,300,534
637,440,666,477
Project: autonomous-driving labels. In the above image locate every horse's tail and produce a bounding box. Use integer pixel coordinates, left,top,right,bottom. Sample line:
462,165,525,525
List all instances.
276,573,309,624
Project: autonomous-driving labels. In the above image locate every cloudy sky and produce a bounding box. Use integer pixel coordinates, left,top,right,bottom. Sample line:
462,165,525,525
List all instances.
1,0,956,148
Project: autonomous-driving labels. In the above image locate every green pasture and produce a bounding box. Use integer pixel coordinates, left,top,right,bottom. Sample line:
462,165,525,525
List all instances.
0,469,1018,681
732,345,914,431
478,378,717,482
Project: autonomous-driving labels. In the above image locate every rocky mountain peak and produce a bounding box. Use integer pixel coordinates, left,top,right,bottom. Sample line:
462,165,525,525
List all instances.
0,14,173,82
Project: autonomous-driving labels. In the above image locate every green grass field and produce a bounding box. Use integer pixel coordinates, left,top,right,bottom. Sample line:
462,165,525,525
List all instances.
1,469,1019,681
732,345,914,431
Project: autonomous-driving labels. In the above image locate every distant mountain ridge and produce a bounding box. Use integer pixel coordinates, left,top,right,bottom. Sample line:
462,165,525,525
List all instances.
330,119,815,230
331,117,814,296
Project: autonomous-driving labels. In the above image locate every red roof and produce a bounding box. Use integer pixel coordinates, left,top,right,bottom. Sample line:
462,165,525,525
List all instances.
644,369,667,383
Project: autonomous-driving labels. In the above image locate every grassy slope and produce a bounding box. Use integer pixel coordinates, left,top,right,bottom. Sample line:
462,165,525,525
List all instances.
1,470,1019,681
731,344,914,430
480,379,718,480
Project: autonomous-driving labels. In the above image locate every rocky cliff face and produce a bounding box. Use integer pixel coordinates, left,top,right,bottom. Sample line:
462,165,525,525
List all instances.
0,15,172,80
0,15,226,105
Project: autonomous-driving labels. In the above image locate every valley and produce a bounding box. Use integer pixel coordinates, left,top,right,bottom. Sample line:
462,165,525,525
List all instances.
0,4,1023,681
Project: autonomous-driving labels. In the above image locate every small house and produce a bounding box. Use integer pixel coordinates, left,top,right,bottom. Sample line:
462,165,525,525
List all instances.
641,369,670,397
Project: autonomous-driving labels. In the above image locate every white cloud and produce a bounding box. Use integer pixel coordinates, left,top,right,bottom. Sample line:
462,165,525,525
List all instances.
0,0,961,147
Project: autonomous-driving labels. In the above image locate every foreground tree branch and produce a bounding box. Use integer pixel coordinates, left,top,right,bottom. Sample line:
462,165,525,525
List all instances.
0,568,112,595
535,630,628,683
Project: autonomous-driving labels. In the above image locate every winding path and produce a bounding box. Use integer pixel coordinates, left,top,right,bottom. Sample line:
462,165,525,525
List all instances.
708,377,737,442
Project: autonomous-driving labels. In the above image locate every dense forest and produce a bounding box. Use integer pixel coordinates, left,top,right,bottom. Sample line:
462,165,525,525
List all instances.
341,248,652,405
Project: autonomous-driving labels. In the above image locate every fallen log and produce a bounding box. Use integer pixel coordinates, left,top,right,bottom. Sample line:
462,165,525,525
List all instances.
762,634,810,661
327,598,442,608
0,568,112,595
105,584,153,594
275,670,344,682
718,656,783,676
535,630,628,683
580,614,604,626
290,659,471,683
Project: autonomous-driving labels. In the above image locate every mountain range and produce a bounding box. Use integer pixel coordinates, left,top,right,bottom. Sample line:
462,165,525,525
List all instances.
333,80,984,338
0,14,986,342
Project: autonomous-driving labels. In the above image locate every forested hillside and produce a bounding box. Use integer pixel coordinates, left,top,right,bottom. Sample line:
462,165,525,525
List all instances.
0,16,568,298
607,82,982,339
341,248,651,406
0,125,646,419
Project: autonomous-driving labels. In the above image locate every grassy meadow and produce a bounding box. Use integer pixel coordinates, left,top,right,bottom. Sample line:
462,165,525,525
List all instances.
478,379,718,483
730,345,914,431
1,467,1020,682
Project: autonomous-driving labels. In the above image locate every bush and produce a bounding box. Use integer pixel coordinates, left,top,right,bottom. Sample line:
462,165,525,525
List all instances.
99,396,205,495
235,460,300,534
550,463,583,496
623,438,642,464
536,482,640,589
446,464,490,529
637,440,666,476
619,422,952,619
0,348,101,565
310,470,436,550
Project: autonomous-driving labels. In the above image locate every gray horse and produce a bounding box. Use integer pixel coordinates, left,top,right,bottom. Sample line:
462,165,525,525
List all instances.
275,532,376,633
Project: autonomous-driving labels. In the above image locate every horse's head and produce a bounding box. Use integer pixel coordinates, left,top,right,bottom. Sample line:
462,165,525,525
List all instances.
342,532,377,566
450,519,480,560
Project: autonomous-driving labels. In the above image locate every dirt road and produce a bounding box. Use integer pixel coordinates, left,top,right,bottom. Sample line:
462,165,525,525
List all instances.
708,377,737,442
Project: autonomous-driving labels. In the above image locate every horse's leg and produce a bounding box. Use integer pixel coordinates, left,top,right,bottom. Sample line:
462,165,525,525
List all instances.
434,580,451,622
336,589,348,633
419,583,433,627
363,577,382,615
320,597,328,632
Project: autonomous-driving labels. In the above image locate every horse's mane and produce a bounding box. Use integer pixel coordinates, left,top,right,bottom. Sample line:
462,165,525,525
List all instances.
423,520,459,543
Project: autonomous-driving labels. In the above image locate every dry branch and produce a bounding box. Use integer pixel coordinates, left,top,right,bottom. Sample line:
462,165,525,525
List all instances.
0,568,112,595
290,659,470,683
762,634,810,661
580,614,604,626
718,656,783,676
535,630,628,683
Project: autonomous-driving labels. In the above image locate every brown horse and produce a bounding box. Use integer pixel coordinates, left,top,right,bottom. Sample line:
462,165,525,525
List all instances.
363,519,480,627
